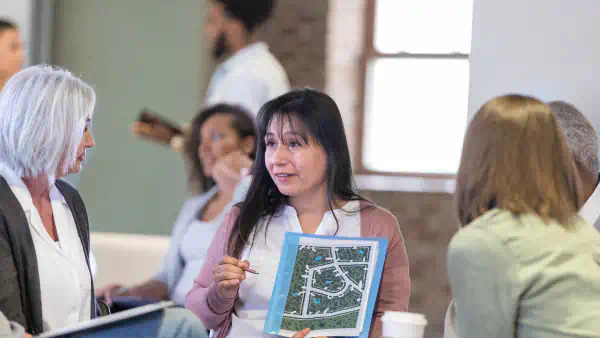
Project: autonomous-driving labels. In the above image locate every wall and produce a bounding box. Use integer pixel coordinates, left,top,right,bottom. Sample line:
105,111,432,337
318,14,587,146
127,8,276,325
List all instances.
469,0,600,128
257,0,329,91
361,191,455,338
53,0,214,235
326,0,366,164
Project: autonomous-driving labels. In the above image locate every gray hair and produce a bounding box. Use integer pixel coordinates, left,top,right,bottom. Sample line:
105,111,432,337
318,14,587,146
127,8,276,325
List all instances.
549,100,599,174
0,65,96,178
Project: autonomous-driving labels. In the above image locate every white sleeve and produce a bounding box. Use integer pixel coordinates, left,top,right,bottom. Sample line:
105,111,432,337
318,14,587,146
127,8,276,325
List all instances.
89,250,97,281
232,175,252,204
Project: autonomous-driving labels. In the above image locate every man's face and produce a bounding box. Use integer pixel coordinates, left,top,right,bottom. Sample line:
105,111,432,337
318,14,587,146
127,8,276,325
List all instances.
0,29,24,80
204,3,229,59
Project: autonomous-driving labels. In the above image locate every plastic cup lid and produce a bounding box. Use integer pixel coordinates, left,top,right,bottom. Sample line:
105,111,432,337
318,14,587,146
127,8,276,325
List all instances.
381,311,428,326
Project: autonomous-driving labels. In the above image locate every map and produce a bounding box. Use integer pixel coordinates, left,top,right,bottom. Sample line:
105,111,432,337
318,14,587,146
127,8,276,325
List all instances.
280,244,376,333
265,234,387,338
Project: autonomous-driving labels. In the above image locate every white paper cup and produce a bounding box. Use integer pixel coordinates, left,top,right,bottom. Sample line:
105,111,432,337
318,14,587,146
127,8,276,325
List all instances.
381,311,427,338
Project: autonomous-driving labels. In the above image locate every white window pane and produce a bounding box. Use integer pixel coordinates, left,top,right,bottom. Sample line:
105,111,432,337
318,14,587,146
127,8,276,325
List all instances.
363,58,469,174
374,0,473,54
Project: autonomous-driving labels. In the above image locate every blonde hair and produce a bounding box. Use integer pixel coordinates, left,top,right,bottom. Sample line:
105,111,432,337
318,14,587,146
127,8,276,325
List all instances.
0,65,95,178
456,94,583,226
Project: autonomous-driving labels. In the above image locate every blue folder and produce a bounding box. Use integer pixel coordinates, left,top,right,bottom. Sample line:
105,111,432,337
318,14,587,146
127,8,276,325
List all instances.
264,232,389,338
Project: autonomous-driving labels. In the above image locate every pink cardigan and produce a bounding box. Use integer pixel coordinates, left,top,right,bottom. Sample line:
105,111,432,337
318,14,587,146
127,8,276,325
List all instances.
185,202,411,337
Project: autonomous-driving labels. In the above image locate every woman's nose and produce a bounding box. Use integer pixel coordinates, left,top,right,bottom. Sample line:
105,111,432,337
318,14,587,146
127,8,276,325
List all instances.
199,140,211,154
85,131,95,149
271,145,289,166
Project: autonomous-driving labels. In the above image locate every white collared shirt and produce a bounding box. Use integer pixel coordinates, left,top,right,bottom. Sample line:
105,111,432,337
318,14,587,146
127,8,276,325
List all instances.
228,201,361,338
579,182,600,229
0,165,92,331
205,42,290,116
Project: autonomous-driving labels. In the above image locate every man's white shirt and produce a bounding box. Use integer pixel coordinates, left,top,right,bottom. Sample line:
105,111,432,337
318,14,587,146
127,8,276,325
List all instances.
205,42,290,116
579,181,600,229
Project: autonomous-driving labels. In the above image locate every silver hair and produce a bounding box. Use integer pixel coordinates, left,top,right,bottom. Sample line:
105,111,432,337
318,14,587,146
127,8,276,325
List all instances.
549,100,599,174
0,65,96,178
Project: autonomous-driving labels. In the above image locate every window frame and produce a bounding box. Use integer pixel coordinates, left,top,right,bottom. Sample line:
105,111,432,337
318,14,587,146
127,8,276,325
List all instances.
355,0,469,178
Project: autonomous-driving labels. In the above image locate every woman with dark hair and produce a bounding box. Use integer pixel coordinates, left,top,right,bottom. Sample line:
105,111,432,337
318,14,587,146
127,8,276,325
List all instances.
186,89,411,338
447,94,600,338
96,104,257,307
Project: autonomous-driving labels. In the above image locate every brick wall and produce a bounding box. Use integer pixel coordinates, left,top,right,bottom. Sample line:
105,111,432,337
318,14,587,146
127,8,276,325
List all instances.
256,0,329,91
260,1,455,337
362,191,456,338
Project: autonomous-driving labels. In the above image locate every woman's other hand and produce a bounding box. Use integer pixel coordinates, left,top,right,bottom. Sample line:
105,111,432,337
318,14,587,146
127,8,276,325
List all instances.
291,328,327,338
94,283,125,305
132,121,175,145
212,151,253,195
213,256,249,299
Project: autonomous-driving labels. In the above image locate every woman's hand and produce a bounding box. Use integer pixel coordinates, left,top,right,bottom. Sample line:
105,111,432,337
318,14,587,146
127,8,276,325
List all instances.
94,283,125,305
213,256,249,299
24,333,32,338
212,151,253,195
291,328,327,338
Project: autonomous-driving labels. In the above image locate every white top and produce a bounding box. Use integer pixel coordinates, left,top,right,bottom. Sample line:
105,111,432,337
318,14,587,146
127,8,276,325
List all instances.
0,165,92,331
579,182,600,229
227,201,361,338
154,187,232,306
205,42,290,116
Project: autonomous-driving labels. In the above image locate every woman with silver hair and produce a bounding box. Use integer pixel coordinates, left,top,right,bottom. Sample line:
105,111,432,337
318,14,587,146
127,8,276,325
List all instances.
0,65,207,338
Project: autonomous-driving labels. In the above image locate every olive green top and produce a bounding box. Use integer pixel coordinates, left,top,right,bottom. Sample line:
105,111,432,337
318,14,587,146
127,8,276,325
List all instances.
448,209,600,338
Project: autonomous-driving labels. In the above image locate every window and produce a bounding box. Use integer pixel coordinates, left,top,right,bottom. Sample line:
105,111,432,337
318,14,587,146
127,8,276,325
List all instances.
359,0,473,176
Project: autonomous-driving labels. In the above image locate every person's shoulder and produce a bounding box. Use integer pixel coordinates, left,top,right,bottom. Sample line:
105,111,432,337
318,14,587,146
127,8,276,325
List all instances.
448,220,512,265
359,201,398,225
228,48,288,84
182,191,214,211
358,201,401,237
222,205,241,230
228,205,241,217
463,209,526,237
55,179,83,201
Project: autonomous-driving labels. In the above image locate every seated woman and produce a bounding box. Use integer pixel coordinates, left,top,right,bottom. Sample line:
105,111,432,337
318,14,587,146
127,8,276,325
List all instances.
0,65,206,337
447,94,600,337
185,88,411,338
96,104,256,307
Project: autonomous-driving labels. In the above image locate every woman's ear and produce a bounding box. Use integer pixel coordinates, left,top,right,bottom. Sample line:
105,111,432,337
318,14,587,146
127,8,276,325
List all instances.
241,135,256,156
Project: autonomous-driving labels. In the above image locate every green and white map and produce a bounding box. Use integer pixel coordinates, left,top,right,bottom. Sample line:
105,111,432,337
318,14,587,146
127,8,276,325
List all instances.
278,238,379,337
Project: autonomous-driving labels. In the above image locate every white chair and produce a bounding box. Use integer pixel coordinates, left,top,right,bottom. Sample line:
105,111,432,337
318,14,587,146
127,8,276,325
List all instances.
91,232,170,288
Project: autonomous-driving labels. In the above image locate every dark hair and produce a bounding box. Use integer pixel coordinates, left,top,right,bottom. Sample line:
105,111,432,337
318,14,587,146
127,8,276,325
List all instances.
228,88,368,258
185,103,257,193
0,19,18,33
215,0,275,32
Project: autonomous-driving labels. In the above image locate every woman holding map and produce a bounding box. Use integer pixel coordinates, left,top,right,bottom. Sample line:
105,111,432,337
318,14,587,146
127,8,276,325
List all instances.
186,89,411,338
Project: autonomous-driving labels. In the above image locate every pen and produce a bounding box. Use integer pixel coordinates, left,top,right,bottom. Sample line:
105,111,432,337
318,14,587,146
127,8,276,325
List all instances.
244,267,259,275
